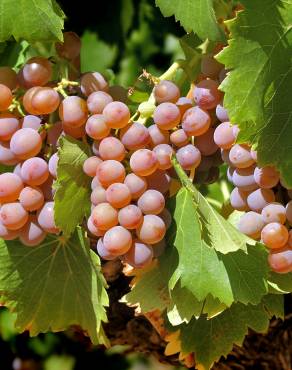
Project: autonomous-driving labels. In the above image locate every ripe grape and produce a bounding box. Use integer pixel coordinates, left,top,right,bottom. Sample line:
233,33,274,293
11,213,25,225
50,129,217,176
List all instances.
91,176,101,190
237,211,265,239
170,129,189,147
261,222,288,249
91,202,118,230
159,208,172,229
37,201,59,234
48,153,58,178
98,137,125,161
182,106,211,136
148,124,169,147
230,187,249,211
85,114,110,140
214,122,238,149
268,249,292,273
59,96,88,127
21,115,42,132
136,214,166,244
221,149,233,167
246,188,275,212
62,121,85,139
229,144,255,168
0,66,17,90
195,128,218,156
261,203,286,224
285,201,292,225
250,150,257,161
124,173,147,200
215,103,229,122
10,128,42,160
176,144,201,170
47,121,63,149
146,170,171,194
19,57,52,87
123,240,153,268
22,87,41,115
91,186,107,206
193,79,222,110
96,160,126,187
19,186,44,211
254,166,279,189
0,202,28,230
153,144,173,170
201,54,223,78
83,156,102,177
87,217,105,237
118,205,143,229
103,101,130,129
0,173,23,203
29,87,60,115
0,84,13,111
80,72,109,96
120,122,150,150
137,189,165,215
130,149,158,176
0,221,20,240
106,183,131,208
176,97,193,116
232,166,258,191
21,157,49,186
0,142,18,165
96,238,116,260
87,91,113,114
20,215,46,246
0,113,20,141
55,32,81,60
103,226,132,255
153,80,180,104
153,102,181,130
39,176,54,201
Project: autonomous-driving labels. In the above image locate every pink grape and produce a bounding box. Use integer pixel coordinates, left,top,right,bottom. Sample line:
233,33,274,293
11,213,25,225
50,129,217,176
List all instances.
153,144,173,170
103,101,130,129
37,202,59,234
87,91,113,114
176,97,193,116
201,54,223,78
55,32,81,60
148,124,169,147
48,153,58,178
130,149,158,177
92,141,100,156
0,202,28,230
261,223,289,249
91,186,107,206
254,166,279,189
136,214,166,244
123,240,153,268
85,114,110,140
170,129,189,147
261,203,286,224
251,150,257,161
124,173,147,200
237,211,265,239
230,187,249,211
21,157,49,186
285,201,292,225
0,142,18,165
0,221,20,240
0,66,17,90
221,149,233,166
19,186,44,211
91,176,101,190
106,183,131,208
0,173,23,203
232,166,258,191
87,217,105,237
80,72,109,96
153,102,181,130
63,122,86,139
182,106,211,136
159,208,172,230
98,137,125,161
118,205,143,229
10,128,42,160
268,249,292,273
215,103,229,122
59,96,88,128
137,189,165,215
83,156,102,177
20,215,46,246
91,202,118,230
120,122,150,150
229,144,255,168
195,128,218,156
103,226,132,255
193,79,222,110
146,170,171,194
247,188,275,213
176,144,201,170
153,80,180,104
96,160,126,187
19,57,52,87
0,113,20,141
227,166,235,183
21,115,45,139
30,87,60,115
39,176,54,201
214,122,238,149
96,238,116,260
47,121,63,149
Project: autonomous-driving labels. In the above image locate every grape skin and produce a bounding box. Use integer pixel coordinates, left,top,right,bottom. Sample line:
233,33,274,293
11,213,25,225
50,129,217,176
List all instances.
0,67,18,90
130,149,158,177
103,101,130,129
55,32,81,60
19,186,44,211
0,173,24,203
0,142,18,165
182,106,211,136
0,221,20,240
124,173,147,200
80,72,109,96
246,188,275,213
285,201,292,225
98,137,125,161
153,102,181,130
83,156,102,178
96,160,126,188
30,87,60,115
213,122,237,149
153,80,180,104
137,190,165,215
87,217,105,237
103,226,132,256
59,96,88,128
153,144,173,170
237,211,265,239
21,157,49,186
96,238,116,260
19,57,52,88
85,114,110,140
148,124,169,147
91,202,118,230
254,166,279,189
123,240,153,268
215,103,229,122
261,223,289,249
268,249,292,273
118,205,143,229
48,153,58,178
0,202,29,230
136,214,166,244
106,183,131,209
37,202,59,234
91,186,107,206
10,128,42,160
232,166,258,191
176,144,201,170
229,144,255,169
230,187,249,211
193,79,222,110
87,91,113,114
120,122,150,150
20,215,46,246
170,129,189,147
146,170,171,194
195,128,218,156
176,97,193,116
261,203,286,225
0,84,13,111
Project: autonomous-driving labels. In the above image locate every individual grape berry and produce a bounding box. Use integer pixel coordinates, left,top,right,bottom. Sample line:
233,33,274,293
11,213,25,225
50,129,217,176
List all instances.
48,153,58,178
21,157,49,186
285,200,292,225
0,84,13,111
91,186,107,206
103,226,132,256
195,128,218,156
62,122,85,139
0,113,20,141
83,156,102,177
80,72,109,96
91,176,101,190
230,187,249,211
0,66,18,90
153,80,180,104
19,186,44,211
254,166,279,189
237,211,265,239
176,144,201,170
124,173,147,200
96,238,116,260
123,240,153,268
120,122,150,150
229,144,255,168
153,102,181,130
176,97,193,116
268,249,292,273
85,114,110,140
19,57,52,87
261,223,289,249
193,79,222,110
215,103,229,122
247,188,275,213
118,205,143,229
21,115,43,133
22,86,41,115
136,214,166,244
55,32,81,60
91,202,118,230
153,144,173,170
20,215,46,246
130,149,158,177
261,202,286,224
201,54,223,78
0,202,28,230
88,217,105,237
106,183,131,209
47,121,63,149
146,170,171,194
59,96,88,127
10,128,42,160
0,142,18,165
232,166,258,191
29,87,60,115
103,101,130,129
0,221,20,240
37,202,59,234
182,106,211,136
170,129,189,147
87,91,113,114
214,122,238,149
148,124,169,147
0,173,23,203
96,160,126,187
159,208,172,230
98,137,125,161
137,189,165,215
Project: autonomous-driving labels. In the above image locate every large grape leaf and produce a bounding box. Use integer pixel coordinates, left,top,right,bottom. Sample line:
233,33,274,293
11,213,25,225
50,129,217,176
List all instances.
268,272,292,294
0,228,108,344
179,295,284,369
217,0,292,186
0,0,64,43
54,136,91,237
155,0,225,42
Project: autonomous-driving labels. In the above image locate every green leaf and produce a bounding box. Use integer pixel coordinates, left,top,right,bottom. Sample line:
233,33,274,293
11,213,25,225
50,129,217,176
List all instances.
155,0,225,42
54,136,91,237
179,34,202,81
0,0,64,43
179,296,283,369
80,31,117,73
217,0,292,186
268,272,292,294
0,228,108,345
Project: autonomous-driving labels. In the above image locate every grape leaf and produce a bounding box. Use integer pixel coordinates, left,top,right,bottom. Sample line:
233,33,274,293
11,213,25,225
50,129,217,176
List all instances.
179,295,283,369
217,0,292,186
155,0,225,42
268,272,292,294
0,0,64,43
54,136,91,237
0,228,108,345
179,34,202,81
